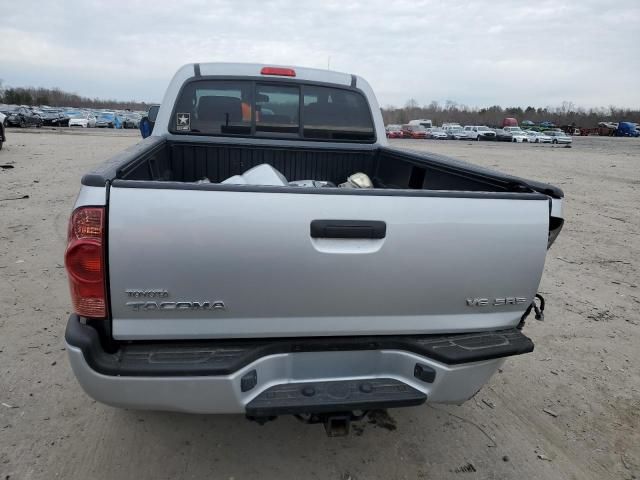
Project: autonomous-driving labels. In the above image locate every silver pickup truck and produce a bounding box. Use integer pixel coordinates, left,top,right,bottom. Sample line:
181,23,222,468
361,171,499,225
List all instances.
64,63,564,434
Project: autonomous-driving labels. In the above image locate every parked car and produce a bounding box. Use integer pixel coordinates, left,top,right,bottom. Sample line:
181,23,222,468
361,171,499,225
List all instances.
95,112,122,128
0,105,18,123
63,62,565,433
615,122,640,137
442,123,462,131
464,125,497,141
122,112,142,129
5,106,43,128
525,131,551,143
502,117,518,127
385,124,403,138
503,127,529,143
559,125,580,136
545,130,573,144
39,108,70,127
68,111,97,128
0,112,6,150
426,127,448,139
401,124,428,139
446,126,466,140
495,128,512,142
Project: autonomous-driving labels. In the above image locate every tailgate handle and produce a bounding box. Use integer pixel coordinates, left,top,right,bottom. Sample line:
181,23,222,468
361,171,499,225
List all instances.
310,220,386,239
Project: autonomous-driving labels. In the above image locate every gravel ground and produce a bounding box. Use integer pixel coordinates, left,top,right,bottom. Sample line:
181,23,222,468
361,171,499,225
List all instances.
0,129,638,480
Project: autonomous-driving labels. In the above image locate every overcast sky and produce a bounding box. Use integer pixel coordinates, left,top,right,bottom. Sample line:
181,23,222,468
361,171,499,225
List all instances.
1,0,639,108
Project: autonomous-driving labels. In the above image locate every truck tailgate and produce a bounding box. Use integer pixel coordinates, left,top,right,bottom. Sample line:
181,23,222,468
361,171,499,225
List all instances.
108,187,549,340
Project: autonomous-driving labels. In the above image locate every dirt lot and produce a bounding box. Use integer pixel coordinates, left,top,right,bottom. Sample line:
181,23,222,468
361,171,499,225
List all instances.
0,129,638,480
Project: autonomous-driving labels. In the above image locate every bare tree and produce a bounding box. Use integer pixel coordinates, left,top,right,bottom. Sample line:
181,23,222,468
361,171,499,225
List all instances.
0,85,150,110
381,99,640,128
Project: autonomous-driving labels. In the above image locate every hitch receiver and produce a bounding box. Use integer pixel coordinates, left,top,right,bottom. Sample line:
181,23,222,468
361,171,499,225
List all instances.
324,414,352,437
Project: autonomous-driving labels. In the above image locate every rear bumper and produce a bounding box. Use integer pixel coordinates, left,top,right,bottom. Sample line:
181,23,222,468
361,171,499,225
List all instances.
65,314,533,414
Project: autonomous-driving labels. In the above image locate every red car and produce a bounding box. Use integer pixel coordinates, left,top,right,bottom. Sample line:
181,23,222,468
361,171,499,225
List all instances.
401,124,428,139
385,125,404,138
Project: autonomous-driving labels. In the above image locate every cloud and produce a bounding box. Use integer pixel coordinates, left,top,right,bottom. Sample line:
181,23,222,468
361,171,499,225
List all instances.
0,0,638,107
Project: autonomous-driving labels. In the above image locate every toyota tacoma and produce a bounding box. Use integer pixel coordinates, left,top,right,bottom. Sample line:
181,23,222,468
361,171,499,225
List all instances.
64,63,564,435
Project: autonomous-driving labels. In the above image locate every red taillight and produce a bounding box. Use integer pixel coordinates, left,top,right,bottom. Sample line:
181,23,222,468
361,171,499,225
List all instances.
260,66,296,77
64,207,107,318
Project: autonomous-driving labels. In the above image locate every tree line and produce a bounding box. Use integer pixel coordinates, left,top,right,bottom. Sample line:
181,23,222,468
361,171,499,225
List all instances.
382,99,640,127
0,84,150,111
2,82,638,126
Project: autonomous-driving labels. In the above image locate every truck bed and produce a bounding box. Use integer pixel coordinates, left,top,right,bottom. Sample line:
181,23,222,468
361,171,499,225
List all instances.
84,136,563,197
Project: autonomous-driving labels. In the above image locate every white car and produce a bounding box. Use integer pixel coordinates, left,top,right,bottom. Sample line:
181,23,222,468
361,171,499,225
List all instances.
545,130,572,144
442,123,462,131
446,126,467,140
504,127,529,143
464,125,497,141
68,111,96,128
526,131,552,143
427,127,448,139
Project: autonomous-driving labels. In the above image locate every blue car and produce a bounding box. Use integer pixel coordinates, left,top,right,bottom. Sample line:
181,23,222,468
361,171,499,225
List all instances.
616,122,640,137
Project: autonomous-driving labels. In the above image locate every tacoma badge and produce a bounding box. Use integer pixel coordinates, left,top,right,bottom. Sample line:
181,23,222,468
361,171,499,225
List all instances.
126,300,226,311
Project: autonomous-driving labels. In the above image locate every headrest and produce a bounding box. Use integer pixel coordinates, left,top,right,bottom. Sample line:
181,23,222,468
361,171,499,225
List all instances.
197,96,242,122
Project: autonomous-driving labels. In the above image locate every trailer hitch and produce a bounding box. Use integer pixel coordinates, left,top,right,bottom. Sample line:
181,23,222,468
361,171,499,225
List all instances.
294,411,368,437
320,414,349,436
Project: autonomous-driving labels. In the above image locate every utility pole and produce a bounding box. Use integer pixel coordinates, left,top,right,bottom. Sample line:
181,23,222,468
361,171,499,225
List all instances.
327,56,331,70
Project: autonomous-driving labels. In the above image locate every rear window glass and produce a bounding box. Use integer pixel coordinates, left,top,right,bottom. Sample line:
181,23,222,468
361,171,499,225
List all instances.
176,81,252,135
171,79,375,142
302,85,374,141
256,84,299,135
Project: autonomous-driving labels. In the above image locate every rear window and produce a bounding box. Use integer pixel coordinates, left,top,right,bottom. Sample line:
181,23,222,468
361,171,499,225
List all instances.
177,81,252,135
256,84,299,136
171,79,375,142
